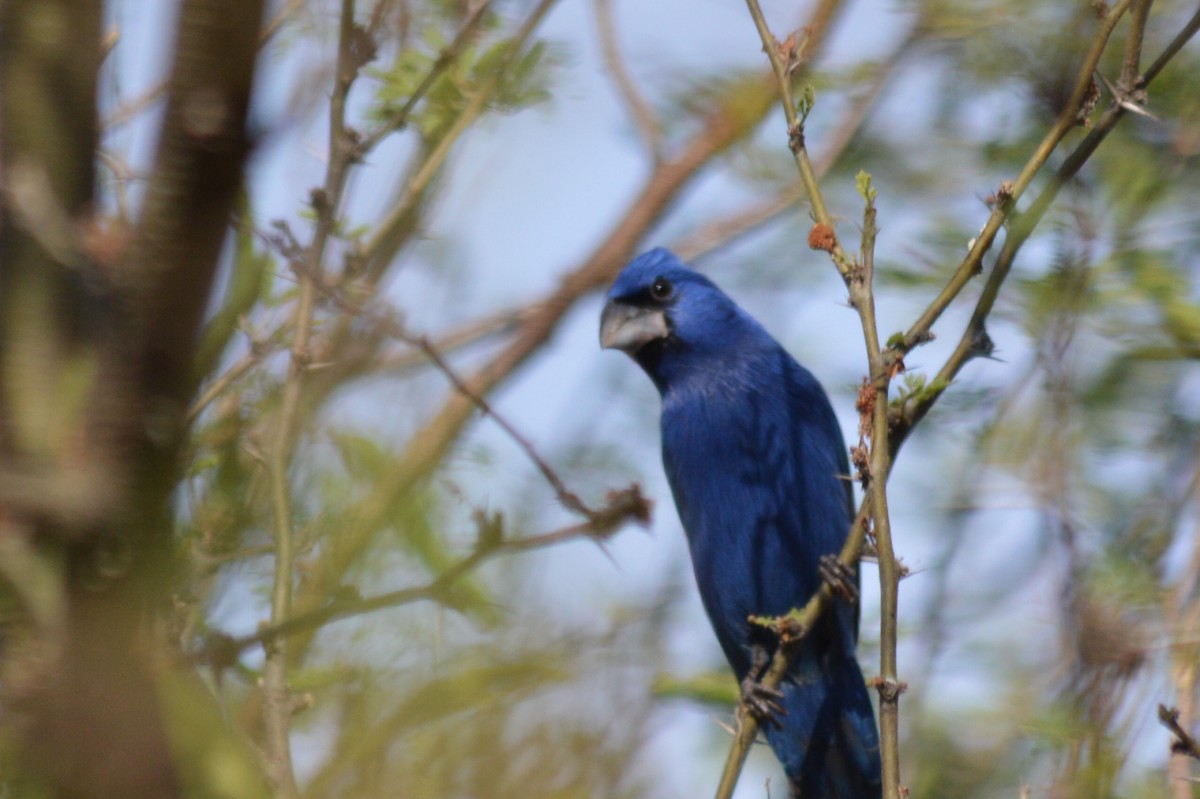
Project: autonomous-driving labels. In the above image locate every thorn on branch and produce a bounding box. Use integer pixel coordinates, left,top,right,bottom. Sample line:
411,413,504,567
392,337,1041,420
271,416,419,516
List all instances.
1097,70,1160,120
869,676,907,703
1158,704,1200,760
588,484,653,536
985,180,1015,213
788,122,806,153
473,508,505,551
1076,77,1101,127
346,23,378,75
850,444,870,486
748,611,807,643
967,325,998,361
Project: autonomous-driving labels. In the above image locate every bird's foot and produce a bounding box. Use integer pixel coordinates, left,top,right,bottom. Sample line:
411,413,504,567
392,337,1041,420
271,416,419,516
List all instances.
740,674,786,729
819,553,858,604
740,643,786,729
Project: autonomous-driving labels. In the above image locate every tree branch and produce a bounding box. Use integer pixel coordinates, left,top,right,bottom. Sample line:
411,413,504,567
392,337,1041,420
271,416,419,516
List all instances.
593,0,663,160
892,1,1199,448
359,0,496,151
1159,704,1200,760
261,0,368,793
357,0,559,282
196,488,650,663
0,0,266,796
889,0,1135,362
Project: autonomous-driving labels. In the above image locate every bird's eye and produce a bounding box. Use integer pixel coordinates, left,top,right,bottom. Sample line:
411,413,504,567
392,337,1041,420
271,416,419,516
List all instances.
650,276,673,302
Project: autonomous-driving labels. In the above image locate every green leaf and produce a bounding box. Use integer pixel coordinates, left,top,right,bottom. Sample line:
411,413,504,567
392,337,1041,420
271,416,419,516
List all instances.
796,83,816,122
856,169,877,203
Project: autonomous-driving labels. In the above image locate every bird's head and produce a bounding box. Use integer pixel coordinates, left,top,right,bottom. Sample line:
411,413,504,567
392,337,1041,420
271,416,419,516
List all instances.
600,248,758,391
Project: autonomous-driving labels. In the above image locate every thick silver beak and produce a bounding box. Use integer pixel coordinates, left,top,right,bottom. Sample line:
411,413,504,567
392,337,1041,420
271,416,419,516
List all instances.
600,300,669,353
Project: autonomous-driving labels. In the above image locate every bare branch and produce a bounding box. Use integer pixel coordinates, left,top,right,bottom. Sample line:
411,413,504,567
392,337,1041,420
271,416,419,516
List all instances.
593,0,663,160
296,267,600,520
1160,705,1200,760
196,487,651,663
260,0,370,792
358,0,558,281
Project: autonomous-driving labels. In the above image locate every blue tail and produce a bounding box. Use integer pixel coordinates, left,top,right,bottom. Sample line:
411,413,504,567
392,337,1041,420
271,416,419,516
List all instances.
764,649,881,799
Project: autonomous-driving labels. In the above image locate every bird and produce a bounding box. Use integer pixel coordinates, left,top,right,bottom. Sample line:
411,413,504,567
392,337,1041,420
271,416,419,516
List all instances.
600,247,881,799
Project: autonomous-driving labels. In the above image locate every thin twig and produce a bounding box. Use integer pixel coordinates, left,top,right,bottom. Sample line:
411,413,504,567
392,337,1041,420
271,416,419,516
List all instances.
593,0,662,160
893,0,1198,448
1142,2,1200,84
854,176,906,799
358,0,558,281
677,29,914,262
1160,705,1200,760
713,501,872,799
262,1,366,794
736,1,905,797
744,0,836,236
890,0,1135,362
374,307,531,375
1121,0,1154,88
359,0,495,152
186,345,274,424
302,270,598,520
195,491,649,662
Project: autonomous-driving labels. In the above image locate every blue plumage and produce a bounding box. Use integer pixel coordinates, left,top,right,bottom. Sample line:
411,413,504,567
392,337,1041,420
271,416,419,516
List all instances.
601,248,881,798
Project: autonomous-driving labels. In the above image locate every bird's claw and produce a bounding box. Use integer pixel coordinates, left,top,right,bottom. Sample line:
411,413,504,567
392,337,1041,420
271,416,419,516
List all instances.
740,675,787,729
819,553,858,604
741,643,787,729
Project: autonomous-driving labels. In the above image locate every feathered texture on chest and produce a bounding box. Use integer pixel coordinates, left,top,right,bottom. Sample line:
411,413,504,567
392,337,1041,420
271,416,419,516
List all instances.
660,382,795,517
